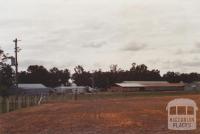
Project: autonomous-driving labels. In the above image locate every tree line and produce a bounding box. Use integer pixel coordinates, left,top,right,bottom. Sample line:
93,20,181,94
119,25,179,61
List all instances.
1,49,200,91
1,63,200,89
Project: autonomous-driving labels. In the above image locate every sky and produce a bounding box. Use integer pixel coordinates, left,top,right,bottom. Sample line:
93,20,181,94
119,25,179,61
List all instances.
0,0,200,74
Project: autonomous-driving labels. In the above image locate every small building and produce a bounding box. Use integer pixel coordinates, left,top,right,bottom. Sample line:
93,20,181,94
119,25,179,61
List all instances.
54,83,88,94
109,81,185,92
10,83,52,95
184,82,200,91
54,86,73,94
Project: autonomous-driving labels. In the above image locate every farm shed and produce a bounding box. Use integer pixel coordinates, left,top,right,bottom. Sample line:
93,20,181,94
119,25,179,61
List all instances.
9,84,52,95
109,81,185,92
54,84,88,94
184,82,200,91
54,86,73,94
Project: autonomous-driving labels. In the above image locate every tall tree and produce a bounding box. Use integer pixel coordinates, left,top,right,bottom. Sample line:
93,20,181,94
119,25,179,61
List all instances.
72,65,91,86
19,65,70,87
26,65,49,85
163,71,181,83
0,49,14,96
48,67,70,87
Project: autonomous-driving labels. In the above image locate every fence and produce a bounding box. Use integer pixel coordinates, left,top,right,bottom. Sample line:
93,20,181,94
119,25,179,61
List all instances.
0,93,81,114
2,91,178,114
0,94,48,113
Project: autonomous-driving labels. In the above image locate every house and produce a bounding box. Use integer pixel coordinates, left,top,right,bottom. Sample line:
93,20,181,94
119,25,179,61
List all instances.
109,81,185,92
9,83,52,95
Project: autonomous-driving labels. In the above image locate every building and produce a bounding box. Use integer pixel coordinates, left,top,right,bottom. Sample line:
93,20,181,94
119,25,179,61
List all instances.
10,83,52,95
184,82,200,91
54,83,88,94
109,81,185,92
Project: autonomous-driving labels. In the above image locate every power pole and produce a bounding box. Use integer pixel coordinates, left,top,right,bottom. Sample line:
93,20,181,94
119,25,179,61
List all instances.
13,38,21,88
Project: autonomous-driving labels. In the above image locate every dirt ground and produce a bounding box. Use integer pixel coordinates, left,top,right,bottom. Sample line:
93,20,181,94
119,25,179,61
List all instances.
0,94,200,134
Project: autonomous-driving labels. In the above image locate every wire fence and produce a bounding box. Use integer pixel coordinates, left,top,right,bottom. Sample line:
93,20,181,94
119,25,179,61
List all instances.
0,95,47,113
0,91,194,114
0,93,76,114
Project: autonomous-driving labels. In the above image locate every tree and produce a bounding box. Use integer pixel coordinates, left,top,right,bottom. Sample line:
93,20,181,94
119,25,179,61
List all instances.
179,73,199,83
61,69,70,85
0,65,14,86
130,63,136,72
93,70,109,89
26,65,49,85
163,71,181,83
48,67,70,87
74,65,84,74
19,65,70,87
72,65,91,86
0,49,14,96
110,64,118,73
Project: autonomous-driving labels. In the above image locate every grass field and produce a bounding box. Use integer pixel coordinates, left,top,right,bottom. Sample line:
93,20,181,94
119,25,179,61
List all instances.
0,92,200,134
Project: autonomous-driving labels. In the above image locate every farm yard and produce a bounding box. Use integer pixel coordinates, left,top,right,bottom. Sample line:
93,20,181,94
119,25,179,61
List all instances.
0,92,200,134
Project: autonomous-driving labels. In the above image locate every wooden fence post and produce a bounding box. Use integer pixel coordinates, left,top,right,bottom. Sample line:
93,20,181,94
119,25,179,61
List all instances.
27,96,30,107
22,96,24,108
0,97,2,113
74,89,78,101
17,96,21,109
5,97,9,113
24,96,27,107
34,96,37,105
10,96,14,111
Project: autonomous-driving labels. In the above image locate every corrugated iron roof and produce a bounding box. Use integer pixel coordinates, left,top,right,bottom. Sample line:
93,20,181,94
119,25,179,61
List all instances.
19,84,47,89
116,81,184,88
116,83,144,87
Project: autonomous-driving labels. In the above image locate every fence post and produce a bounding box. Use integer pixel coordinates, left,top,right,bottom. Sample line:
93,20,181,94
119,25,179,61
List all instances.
30,96,32,106
11,96,14,111
22,96,24,108
0,97,2,113
5,97,9,113
34,96,37,105
24,96,26,107
27,96,30,107
17,96,21,109
74,89,78,101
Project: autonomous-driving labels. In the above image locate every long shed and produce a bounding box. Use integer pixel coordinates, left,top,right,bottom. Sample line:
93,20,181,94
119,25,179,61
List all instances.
109,81,185,92
10,83,51,95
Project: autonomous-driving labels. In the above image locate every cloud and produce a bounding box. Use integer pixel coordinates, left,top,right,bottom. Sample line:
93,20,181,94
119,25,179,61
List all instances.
1,0,200,74
190,42,200,53
182,61,200,67
19,59,75,71
121,42,147,52
82,41,106,48
174,42,200,55
158,58,200,74
19,59,55,70
174,49,185,55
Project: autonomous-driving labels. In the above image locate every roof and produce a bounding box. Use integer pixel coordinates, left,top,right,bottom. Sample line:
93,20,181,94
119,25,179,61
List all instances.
55,86,87,90
166,98,198,110
8,84,50,95
116,83,144,88
18,84,48,89
116,81,185,88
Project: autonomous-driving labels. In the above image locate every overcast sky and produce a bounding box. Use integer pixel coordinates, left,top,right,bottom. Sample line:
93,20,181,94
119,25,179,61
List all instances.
0,0,200,73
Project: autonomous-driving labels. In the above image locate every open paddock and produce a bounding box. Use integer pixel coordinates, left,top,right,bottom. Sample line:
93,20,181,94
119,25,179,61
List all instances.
0,92,200,134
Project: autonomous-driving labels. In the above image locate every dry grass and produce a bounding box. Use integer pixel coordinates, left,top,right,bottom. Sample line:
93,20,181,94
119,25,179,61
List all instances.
0,93,200,134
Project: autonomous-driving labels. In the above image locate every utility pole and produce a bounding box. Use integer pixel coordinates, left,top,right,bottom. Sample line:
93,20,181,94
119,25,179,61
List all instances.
13,38,21,88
